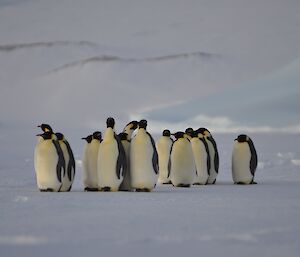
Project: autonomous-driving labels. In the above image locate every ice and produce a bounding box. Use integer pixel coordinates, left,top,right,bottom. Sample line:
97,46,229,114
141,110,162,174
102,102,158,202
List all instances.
1,134,300,257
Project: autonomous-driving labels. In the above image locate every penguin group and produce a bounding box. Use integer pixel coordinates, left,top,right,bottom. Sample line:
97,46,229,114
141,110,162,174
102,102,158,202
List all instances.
34,117,258,192
34,124,75,192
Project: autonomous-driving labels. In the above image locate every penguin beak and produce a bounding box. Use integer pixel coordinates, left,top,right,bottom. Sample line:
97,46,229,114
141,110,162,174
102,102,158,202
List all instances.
36,133,42,137
37,125,41,128
81,137,86,140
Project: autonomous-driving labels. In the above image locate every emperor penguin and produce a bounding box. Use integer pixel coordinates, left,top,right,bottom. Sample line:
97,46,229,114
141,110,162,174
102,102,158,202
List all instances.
169,132,196,187
130,119,158,192
34,131,65,192
55,132,76,192
97,117,126,192
156,129,173,184
197,128,219,184
190,131,210,185
82,132,102,191
123,120,138,141
118,132,133,191
232,134,258,184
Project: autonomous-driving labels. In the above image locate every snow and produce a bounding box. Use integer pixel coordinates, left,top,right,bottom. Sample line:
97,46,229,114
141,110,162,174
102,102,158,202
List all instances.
1,134,300,257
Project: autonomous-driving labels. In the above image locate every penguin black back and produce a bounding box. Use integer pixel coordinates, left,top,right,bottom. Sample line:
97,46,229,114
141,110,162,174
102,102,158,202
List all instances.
114,133,127,179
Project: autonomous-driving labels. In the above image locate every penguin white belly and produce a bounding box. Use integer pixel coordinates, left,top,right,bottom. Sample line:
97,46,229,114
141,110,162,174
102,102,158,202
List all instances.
191,139,209,185
232,143,253,184
59,142,71,191
34,141,61,192
131,133,157,190
156,138,172,184
97,140,121,191
170,140,195,186
82,141,99,189
119,141,132,191
206,140,217,184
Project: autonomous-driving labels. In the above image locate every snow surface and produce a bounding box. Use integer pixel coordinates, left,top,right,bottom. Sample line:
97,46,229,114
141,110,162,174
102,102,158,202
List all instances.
1,134,300,257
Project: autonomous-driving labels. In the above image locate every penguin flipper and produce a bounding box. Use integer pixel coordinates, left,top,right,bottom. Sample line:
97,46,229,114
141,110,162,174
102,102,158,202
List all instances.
115,134,127,179
248,139,258,176
147,132,159,174
64,141,76,181
201,138,211,175
208,137,219,173
52,140,65,183
167,143,174,178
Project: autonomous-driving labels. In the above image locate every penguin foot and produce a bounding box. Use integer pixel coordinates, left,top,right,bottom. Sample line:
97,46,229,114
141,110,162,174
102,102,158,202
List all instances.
235,182,248,185
250,181,257,185
136,188,151,192
193,183,205,186
101,187,111,192
40,188,54,192
67,186,72,192
176,184,191,188
162,182,172,185
84,187,98,192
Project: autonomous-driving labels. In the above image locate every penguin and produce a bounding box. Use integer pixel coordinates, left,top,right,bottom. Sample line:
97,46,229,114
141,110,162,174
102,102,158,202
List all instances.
169,132,196,187
130,119,158,192
118,132,133,191
123,120,138,141
190,131,210,185
232,134,258,184
34,131,65,192
55,132,76,192
82,132,102,191
97,117,126,192
197,128,219,184
156,129,173,184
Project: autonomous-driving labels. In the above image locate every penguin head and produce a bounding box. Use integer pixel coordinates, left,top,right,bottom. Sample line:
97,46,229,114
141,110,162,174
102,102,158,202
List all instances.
55,132,64,141
37,123,53,133
138,119,147,129
93,131,102,141
162,129,171,137
106,117,115,129
197,127,211,137
82,135,93,143
172,131,185,139
37,131,54,140
191,130,199,138
118,132,128,141
185,127,194,137
235,134,249,143
125,120,138,130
